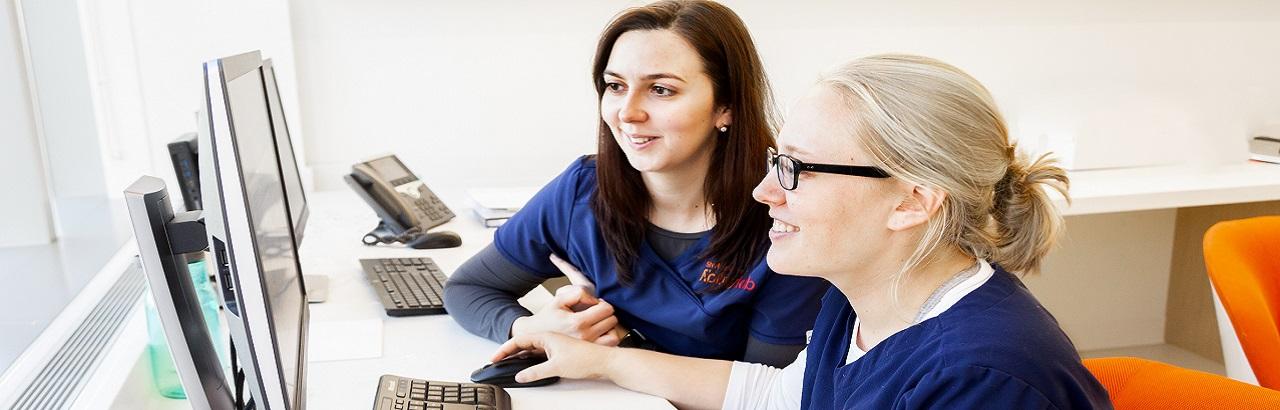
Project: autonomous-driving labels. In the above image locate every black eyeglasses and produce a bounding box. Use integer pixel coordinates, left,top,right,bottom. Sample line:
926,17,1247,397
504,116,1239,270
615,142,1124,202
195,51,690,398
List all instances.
767,147,891,190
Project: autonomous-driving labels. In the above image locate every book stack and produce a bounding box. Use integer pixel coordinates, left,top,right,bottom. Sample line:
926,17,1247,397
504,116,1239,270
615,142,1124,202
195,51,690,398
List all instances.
467,187,538,228
1251,136,1280,164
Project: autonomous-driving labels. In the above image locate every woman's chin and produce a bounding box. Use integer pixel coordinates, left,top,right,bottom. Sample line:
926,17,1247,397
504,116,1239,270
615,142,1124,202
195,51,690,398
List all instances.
766,248,817,278
623,154,665,173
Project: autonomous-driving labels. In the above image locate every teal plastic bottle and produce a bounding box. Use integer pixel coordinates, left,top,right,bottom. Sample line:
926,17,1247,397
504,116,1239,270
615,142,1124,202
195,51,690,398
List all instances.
144,253,227,399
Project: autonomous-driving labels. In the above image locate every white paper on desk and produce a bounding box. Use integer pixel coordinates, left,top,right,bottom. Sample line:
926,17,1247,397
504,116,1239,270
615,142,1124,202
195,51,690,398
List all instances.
467,187,539,210
308,319,384,362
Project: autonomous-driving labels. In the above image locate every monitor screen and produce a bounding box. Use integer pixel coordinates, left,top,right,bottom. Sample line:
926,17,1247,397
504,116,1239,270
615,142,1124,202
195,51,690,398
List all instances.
262,60,307,245
225,66,305,405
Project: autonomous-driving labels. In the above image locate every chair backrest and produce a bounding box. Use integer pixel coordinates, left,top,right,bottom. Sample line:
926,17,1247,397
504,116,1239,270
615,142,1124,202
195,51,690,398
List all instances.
1084,357,1280,408
1204,216,1280,389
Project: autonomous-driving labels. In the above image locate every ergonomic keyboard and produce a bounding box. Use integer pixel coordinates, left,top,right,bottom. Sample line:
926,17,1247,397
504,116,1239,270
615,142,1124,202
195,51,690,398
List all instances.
361,257,448,316
373,375,511,410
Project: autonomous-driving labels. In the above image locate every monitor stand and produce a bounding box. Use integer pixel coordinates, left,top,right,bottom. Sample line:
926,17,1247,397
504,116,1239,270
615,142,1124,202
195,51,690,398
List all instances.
304,274,329,303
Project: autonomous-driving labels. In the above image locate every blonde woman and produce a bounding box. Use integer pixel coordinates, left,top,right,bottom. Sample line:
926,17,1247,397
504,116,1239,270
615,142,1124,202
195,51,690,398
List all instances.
490,54,1110,409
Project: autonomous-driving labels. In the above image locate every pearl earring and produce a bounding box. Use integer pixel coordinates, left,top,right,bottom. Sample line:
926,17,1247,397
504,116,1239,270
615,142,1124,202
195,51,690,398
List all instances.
719,126,728,133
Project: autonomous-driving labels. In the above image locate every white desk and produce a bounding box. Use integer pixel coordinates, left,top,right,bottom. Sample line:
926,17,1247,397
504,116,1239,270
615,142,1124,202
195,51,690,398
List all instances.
300,190,675,409
101,189,674,409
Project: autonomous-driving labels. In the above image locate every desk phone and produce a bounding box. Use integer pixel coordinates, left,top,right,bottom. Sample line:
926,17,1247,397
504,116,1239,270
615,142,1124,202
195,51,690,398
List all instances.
348,154,455,233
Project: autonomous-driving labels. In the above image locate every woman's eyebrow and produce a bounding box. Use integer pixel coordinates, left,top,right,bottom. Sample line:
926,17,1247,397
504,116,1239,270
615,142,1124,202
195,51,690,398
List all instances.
779,142,813,157
642,73,685,82
602,70,686,83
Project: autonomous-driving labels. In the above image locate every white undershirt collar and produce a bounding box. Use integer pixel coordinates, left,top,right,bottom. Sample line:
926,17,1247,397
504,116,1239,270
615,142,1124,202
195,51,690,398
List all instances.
846,259,995,365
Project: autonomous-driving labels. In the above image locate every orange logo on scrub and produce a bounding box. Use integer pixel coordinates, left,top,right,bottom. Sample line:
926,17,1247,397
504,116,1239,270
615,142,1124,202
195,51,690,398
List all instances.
699,261,756,291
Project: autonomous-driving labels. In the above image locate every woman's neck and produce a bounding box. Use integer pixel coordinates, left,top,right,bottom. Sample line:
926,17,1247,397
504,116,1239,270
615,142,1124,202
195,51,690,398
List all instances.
834,247,976,352
642,151,715,233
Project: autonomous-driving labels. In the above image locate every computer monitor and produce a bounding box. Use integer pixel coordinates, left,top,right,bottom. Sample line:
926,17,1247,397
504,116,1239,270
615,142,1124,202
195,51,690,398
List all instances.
164,60,306,242
262,58,308,245
201,50,309,410
262,58,328,303
124,176,234,409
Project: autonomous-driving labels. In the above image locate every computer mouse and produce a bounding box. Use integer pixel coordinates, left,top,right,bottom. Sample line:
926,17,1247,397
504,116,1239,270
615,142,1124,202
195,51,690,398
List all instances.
470,352,560,388
406,230,462,249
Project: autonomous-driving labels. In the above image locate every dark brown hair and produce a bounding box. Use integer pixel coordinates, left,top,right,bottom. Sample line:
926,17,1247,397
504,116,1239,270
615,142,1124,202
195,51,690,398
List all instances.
590,0,777,291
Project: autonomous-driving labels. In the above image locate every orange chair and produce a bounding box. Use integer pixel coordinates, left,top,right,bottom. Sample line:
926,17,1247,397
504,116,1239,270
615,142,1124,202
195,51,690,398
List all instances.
1204,216,1280,389
1084,357,1280,408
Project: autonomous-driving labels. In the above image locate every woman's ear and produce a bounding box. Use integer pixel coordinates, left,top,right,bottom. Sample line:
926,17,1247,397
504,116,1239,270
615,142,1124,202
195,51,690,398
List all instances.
887,184,947,232
715,106,733,129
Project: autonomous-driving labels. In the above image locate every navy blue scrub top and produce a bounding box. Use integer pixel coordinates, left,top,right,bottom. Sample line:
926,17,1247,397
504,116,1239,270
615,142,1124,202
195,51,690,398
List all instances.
492,157,829,359
801,267,1111,409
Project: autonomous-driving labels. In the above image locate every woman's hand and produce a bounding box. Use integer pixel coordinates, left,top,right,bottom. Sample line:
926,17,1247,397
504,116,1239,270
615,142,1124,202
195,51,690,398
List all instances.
494,332,732,410
546,254,630,345
492,332,614,383
510,285,621,344
509,254,628,346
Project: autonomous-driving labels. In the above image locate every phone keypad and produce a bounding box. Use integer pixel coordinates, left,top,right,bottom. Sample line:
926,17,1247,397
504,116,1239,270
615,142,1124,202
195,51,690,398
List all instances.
407,184,454,228
384,173,455,229
414,197,451,223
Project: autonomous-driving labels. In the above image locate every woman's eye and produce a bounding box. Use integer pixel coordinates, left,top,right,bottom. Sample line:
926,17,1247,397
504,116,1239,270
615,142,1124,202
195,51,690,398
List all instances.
651,85,674,96
605,82,625,93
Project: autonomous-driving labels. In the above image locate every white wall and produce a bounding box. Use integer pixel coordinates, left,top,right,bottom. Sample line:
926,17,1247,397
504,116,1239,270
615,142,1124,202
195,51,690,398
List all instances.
77,0,303,202
0,0,54,246
289,0,1280,191
288,0,618,191
19,0,106,204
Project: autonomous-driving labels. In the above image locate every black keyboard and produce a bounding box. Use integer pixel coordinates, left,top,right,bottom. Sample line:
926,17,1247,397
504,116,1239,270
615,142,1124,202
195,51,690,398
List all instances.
361,257,448,316
373,375,510,410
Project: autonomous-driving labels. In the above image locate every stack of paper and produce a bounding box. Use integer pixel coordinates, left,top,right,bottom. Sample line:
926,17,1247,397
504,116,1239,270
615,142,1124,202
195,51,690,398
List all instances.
467,187,538,228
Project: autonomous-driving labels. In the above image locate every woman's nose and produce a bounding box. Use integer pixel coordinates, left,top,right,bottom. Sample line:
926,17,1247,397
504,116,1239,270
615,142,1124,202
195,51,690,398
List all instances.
618,92,647,123
752,170,784,207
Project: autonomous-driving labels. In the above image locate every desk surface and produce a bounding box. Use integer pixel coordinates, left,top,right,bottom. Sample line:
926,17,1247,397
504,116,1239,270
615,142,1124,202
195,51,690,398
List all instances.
1056,162,1280,216
300,191,674,410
